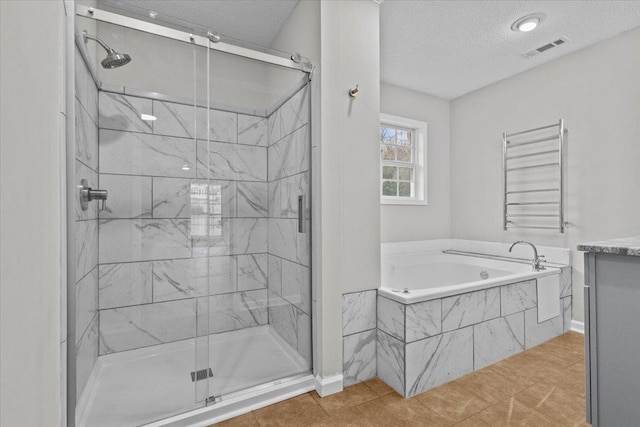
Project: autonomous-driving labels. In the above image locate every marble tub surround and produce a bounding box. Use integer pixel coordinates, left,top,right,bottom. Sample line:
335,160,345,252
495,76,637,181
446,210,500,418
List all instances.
96,90,275,355
342,290,378,387
376,270,572,397
74,45,100,401
343,291,377,335
442,288,500,332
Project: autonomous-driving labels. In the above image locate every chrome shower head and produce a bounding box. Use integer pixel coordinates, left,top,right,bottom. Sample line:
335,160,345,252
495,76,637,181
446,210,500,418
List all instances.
101,50,131,69
83,30,131,69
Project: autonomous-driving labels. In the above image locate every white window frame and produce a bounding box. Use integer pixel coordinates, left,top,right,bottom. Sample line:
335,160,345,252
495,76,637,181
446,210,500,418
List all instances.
380,113,428,205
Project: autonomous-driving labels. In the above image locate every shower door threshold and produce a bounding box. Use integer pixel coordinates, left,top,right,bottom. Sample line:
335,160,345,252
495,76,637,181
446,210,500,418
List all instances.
143,373,315,427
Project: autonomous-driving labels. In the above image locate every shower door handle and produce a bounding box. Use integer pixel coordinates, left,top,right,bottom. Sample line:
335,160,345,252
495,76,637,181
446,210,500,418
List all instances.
298,195,306,233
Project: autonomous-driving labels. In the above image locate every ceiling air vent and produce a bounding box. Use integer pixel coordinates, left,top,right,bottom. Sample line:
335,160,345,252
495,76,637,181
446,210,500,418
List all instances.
521,37,570,59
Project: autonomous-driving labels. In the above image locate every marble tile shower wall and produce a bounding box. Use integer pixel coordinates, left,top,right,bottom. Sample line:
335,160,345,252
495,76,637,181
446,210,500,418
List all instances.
377,268,573,398
75,47,100,401
266,86,312,368
97,91,271,355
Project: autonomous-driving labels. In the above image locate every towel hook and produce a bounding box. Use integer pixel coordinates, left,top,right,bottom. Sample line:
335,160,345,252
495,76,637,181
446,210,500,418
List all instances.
348,85,359,99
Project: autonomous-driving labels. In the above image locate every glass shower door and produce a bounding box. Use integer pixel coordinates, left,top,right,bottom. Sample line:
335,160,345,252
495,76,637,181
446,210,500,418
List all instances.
74,15,209,426
199,46,313,403
73,5,314,424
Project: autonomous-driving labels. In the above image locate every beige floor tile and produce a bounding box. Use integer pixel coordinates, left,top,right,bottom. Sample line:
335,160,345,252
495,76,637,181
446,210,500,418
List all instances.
475,397,564,426
414,381,490,422
311,383,379,415
487,352,566,387
454,367,527,402
252,393,328,427
523,342,581,368
356,393,453,427
515,382,586,425
308,407,375,427
546,361,586,398
452,415,491,426
363,378,396,397
212,412,259,426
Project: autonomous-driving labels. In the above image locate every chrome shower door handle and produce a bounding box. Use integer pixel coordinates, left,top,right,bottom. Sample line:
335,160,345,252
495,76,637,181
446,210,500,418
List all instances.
298,195,306,233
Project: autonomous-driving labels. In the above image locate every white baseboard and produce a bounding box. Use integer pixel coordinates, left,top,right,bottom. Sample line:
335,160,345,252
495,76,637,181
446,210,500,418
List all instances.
570,320,585,334
314,374,343,397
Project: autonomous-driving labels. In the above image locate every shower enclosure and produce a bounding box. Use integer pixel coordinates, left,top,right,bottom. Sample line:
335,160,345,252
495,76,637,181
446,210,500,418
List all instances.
69,4,313,426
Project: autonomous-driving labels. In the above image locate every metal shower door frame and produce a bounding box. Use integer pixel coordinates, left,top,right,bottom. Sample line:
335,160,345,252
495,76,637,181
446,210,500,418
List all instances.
75,4,313,73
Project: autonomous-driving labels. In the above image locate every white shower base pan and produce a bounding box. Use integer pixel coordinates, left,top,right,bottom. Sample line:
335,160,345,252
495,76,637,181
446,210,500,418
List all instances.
78,325,311,427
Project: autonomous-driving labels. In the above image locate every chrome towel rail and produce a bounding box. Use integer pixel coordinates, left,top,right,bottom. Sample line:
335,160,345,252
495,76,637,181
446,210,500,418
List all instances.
505,135,559,147
506,162,558,172
502,119,568,233
506,149,559,160
505,123,560,138
506,188,558,195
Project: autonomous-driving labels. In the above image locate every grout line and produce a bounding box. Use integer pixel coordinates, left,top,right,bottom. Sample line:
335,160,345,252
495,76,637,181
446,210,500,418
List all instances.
99,125,268,149
342,327,377,339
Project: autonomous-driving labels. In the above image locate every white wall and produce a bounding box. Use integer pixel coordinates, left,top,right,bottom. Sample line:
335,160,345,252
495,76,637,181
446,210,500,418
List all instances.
450,27,640,323
0,1,65,425
380,84,451,242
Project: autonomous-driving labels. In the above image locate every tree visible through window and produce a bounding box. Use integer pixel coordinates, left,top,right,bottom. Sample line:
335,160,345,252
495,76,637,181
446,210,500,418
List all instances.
380,125,415,198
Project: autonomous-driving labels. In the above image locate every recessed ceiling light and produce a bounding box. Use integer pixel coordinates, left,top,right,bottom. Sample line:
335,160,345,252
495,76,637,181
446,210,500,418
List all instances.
511,13,546,33
141,113,157,121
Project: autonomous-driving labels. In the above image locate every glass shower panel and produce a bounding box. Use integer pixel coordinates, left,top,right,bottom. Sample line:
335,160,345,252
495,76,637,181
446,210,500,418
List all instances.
73,17,211,426
200,47,313,402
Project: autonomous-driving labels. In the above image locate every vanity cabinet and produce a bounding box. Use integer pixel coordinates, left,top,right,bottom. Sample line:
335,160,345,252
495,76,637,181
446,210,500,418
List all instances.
580,238,640,427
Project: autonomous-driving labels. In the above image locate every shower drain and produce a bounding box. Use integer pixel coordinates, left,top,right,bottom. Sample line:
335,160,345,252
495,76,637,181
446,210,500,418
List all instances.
190,368,214,382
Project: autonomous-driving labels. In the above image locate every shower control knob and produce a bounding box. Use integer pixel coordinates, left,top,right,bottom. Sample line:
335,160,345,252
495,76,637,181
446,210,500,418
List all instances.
79,179,108,211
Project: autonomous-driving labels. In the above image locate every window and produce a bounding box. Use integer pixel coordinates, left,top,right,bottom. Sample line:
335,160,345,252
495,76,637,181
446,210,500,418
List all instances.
380,114,427,205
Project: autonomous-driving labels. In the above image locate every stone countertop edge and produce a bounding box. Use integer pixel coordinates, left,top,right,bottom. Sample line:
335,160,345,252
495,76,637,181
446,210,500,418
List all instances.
577,237,640,257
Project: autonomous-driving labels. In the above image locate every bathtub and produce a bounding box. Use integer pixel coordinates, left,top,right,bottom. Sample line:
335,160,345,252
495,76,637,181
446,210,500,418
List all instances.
375,242,572,398
381,251,561,304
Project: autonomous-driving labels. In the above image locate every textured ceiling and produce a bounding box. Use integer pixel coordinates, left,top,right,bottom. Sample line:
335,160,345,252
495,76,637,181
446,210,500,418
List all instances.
381,0,640,99
97,0,299,47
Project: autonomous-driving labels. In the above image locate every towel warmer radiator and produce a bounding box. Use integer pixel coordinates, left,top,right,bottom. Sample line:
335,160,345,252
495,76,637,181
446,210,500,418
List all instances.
503,119,568,233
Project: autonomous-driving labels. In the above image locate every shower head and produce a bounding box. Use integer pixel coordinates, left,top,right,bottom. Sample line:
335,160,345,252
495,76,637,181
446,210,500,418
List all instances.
83,30,131,69
101,50,131,69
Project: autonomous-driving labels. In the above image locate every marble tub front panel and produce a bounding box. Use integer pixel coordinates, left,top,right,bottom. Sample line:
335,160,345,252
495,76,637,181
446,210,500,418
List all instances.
375,267,572,397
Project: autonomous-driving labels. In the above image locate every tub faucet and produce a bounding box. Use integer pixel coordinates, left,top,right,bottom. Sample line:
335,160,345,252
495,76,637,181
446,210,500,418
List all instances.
509,240,546,271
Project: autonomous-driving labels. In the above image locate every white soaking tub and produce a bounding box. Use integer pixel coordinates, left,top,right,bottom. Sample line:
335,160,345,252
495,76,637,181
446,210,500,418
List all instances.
376,240,572,398
380,251,561,304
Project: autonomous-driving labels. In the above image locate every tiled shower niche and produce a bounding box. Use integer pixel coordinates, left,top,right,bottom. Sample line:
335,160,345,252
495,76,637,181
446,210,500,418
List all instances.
94,86,311,367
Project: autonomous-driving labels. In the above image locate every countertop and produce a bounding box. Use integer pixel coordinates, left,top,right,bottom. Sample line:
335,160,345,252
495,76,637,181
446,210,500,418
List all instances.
577,237,640,257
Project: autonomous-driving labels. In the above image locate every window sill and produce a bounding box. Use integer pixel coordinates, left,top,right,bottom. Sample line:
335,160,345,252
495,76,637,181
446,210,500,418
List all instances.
381,198,428,206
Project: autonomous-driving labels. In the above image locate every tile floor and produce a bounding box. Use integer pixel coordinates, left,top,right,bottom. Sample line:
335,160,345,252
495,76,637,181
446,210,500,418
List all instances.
213,331,587,426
